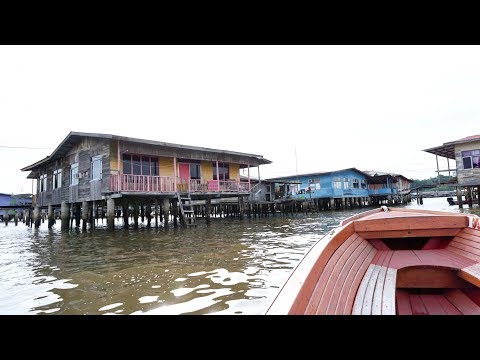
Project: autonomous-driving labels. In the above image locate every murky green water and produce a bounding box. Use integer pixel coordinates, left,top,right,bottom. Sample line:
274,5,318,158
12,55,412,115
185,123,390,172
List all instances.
0,197,477,315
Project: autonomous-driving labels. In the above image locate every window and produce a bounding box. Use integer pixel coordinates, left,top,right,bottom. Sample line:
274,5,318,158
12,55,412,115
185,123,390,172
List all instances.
333,177,341,189
344,177,350,189
190,163,201,179
122,154,159,176
70,163,79,186
462,150,480,169
91,155,102,180
213,162,229,180
353,178,359,189
309,178,320,190
53,169,62,189
40,174,47,192
361,179,367,189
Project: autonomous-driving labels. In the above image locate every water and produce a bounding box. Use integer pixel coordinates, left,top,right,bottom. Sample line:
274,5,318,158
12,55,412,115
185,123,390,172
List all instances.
0,197,478,315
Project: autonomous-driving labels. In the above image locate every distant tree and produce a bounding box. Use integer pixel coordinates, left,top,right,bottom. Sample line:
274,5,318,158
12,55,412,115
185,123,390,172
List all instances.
411,175,456,190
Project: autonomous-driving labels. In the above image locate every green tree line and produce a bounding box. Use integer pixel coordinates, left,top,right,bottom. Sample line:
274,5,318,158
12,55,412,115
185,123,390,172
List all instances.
411,174,456,190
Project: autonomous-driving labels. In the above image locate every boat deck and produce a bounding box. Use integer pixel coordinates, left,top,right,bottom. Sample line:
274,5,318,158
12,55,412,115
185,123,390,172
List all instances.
396,289,480,315
266,207,480,315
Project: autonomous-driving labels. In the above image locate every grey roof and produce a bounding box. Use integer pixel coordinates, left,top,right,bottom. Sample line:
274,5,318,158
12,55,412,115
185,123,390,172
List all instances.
22,131,272,171
423,134,480,160
265,167,370,182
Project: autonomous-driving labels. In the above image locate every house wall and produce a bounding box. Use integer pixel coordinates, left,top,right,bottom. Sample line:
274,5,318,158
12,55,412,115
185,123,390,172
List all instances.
281,169,370,199
229,163,240,181
159,156,175,177
455,141,480,186
201,161,213,181
35,137,111,206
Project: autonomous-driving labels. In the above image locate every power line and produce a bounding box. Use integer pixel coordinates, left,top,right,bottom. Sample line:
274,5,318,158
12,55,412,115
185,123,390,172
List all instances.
0,145,51,150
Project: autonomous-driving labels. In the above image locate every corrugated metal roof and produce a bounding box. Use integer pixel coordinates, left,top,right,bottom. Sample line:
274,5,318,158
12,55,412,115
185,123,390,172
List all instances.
423,134,480,160
265,167,371,182
21,131,272,171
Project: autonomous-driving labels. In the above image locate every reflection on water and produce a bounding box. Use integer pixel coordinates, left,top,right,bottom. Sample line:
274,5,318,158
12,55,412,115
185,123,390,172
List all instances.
0,197,475,315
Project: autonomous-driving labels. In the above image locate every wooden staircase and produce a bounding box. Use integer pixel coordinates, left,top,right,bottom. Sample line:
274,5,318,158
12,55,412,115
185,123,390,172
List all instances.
177,192,197,227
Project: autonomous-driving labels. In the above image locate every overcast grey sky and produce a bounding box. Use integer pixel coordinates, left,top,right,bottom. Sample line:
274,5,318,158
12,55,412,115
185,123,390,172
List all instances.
1,45,479,194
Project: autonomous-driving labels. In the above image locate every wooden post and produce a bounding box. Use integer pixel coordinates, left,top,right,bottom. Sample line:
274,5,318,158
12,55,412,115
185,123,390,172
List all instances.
25,208,30,226
61,201,70,230
146,203,152,228
477,186,480,206
205,197,211,225
133,203,139,228
172,198,178,227
239,196,245,220
48,204,55,229
122,203,129,229
162,199,170,228
75,203,81,227
140,204,145,223
341,198,345,210
154,199,159,229
248,165,251,192
330,198,334,210
106,197,115,231
456,187,463,209
82,201,88,230
467,186,473,207
173,157,177,192
14,213,18,226
90,201,96,229
34,205,41,228
216,161,220,193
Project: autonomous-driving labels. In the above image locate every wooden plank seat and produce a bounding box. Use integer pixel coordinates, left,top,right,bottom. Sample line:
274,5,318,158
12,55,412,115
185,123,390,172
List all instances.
352,247,480,315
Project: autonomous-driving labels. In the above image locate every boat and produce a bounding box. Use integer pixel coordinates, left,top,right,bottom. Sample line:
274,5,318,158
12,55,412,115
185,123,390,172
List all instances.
266,206,480,315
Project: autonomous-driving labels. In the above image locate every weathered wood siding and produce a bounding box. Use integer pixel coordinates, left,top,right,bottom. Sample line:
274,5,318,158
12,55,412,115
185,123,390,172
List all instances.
36,160,63,206
201,161,213,181
34,137,111,206
119,141,264,167
159,156,174,177
455,141,480,186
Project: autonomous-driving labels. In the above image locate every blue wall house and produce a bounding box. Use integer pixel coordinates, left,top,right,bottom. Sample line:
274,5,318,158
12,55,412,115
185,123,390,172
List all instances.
266,168,371,209
266,168,412,210
0,193,32,221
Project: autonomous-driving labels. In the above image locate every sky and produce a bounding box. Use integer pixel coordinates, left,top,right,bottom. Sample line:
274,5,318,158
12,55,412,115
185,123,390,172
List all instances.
1,45,479,194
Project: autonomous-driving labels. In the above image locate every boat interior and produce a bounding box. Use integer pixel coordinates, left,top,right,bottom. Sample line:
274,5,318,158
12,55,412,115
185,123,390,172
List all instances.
269,208,480,315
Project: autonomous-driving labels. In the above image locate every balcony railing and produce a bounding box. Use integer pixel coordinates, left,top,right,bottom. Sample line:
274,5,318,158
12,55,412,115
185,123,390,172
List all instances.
110,174,250,193
111,174,175,192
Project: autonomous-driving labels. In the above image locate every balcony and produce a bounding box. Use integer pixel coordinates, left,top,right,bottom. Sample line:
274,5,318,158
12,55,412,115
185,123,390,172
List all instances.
110,174,251,193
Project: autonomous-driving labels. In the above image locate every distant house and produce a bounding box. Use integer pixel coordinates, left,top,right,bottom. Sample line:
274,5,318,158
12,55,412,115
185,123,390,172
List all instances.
266,168,412,208
21,132,271,228
266,168,371,209
0,193,32,220
423,134,480,206
363,171,413,199
424,135,480,187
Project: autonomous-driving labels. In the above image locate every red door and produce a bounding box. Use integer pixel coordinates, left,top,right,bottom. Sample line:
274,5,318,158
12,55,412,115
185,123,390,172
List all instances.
179,163,190,190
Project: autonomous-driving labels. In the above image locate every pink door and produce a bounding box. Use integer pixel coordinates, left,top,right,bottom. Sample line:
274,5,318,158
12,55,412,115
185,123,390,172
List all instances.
179,163,190,191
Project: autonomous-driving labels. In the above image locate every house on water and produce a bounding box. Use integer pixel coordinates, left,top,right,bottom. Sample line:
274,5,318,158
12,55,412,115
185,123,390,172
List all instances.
21,131,271,230
266,168,412,210
0,193,32,222
363,171,413,205
423,134,480,208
